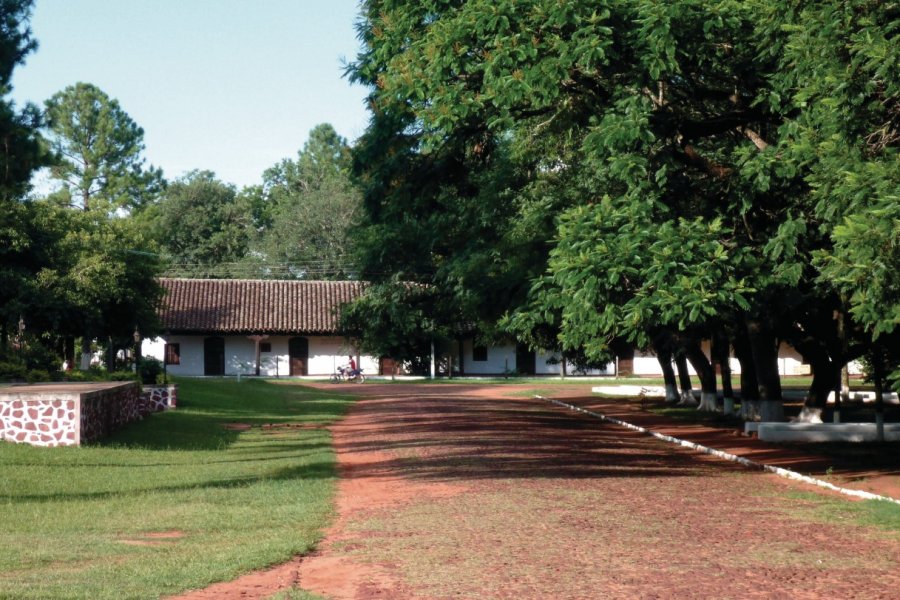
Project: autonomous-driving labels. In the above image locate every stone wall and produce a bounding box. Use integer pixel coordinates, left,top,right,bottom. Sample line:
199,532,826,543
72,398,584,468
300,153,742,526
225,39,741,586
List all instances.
79,382,143,444
0,381,178,448
0,397,79,446
140,384,177,413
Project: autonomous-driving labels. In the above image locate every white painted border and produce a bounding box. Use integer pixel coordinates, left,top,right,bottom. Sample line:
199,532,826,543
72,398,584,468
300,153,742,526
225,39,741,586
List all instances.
536,396,900,506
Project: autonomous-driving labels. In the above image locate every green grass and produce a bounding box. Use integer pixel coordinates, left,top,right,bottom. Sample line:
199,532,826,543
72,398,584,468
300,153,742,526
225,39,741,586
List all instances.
774,490,900,534
0,378,355,600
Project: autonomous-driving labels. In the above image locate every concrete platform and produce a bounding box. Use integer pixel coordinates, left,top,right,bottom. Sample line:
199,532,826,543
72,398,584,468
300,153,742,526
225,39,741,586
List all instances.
758,422,900,442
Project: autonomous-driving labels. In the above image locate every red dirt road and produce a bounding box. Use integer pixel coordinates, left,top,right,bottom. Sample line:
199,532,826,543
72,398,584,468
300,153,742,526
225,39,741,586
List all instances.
171,383,900,599
294,384,900,599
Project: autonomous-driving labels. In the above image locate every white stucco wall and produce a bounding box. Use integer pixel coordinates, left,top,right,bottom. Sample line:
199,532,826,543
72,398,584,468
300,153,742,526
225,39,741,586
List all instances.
142,335,375,377
533,351,614,376
459,340,516,375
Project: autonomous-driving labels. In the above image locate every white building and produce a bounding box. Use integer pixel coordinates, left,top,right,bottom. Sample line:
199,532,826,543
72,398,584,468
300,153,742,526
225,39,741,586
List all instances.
142,278,377,377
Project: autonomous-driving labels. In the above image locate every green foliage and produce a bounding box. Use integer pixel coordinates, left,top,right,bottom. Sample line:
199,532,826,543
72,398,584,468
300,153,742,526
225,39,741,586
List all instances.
246,124,362,279
26,202,163,342
339,280,446,373
349,0,899,392
149,170,253,278
0,360,26,381
136,356,164,385
0,0,52,335
44,82,163,213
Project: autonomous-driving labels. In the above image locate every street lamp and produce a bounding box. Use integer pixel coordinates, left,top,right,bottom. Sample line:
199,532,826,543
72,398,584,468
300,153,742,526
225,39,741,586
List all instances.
162,330,170,383
133,327,141,373
16,316,24,359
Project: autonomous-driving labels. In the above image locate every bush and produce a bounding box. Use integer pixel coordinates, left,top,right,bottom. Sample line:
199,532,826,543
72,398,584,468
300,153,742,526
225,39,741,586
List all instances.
0,361,27,382
109,370,140,382
137,357,164,385
25,369,51,383
21,340,61,372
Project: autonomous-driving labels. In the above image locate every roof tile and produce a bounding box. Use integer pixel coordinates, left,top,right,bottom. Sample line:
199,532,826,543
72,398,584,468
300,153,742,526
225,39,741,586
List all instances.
158,278,365,334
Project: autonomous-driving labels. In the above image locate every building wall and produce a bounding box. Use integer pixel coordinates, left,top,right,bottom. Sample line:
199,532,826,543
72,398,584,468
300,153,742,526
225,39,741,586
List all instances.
534,351,614,376
458,339,517,375
143,335,377,377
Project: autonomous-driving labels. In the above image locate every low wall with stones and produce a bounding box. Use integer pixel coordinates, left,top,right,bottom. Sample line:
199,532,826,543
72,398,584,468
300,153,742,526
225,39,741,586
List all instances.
0,381,177,448
140,384,177,413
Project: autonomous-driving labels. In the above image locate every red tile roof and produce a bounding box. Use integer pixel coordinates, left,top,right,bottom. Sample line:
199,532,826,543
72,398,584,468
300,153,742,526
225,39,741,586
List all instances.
158,278,365,334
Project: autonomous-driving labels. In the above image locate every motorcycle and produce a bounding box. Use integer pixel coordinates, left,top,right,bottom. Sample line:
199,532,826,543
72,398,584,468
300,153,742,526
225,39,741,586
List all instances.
330,365,365,384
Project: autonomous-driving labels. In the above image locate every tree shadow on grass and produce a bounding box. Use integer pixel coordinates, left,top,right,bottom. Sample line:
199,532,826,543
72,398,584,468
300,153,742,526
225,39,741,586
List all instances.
3,459,336,503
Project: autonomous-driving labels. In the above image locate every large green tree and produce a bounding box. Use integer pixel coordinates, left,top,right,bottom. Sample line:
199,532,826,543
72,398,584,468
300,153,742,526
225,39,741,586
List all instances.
348,0,898,408
246,124,362,279
36,83,164,368
0,0,52,353
44,82,163,213
147,170,253,278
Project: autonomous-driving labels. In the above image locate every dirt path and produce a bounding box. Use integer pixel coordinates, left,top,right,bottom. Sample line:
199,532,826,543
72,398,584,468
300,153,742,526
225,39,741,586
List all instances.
295,385,900,599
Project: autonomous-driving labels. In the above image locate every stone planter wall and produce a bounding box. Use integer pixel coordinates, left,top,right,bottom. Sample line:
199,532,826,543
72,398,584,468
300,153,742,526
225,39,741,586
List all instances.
0,381,177,447
140,384,177,413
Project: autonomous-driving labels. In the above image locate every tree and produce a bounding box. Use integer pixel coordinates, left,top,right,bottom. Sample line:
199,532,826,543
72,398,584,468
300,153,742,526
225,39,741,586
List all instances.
44,82,162,213
0,0,52,353
26,203,162,369
149,170,253,278
247,124,362,279
348,0,900,414
348,1,783,403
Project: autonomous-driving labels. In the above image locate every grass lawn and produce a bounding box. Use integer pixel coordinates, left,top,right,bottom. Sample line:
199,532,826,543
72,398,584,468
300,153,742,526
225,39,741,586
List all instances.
0,378,353,600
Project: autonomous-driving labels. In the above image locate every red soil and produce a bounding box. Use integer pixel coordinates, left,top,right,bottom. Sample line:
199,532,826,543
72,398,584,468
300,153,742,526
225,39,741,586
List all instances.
172,383,900,599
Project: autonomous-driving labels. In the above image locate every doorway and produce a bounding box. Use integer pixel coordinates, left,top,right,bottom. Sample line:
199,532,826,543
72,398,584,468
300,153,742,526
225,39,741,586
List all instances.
515,343,536,375
203,337,225,376
289,337,309,376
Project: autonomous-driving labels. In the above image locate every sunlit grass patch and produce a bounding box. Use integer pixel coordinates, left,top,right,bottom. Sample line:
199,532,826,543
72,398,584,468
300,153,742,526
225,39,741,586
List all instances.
0,378,355,600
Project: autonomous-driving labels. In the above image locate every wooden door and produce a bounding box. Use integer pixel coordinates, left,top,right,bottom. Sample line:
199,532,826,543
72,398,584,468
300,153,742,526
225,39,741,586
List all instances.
515,343,536,375
289,337,309,376
203,337,225,376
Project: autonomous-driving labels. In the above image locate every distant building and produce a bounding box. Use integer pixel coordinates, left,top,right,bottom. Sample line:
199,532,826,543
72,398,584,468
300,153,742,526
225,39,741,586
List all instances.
142,278,375,377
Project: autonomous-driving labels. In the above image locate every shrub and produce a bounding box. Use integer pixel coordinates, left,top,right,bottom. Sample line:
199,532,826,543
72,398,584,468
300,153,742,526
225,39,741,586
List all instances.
108,370,140,382
25,369,51,383
0,361,27,382
137,357,164,385
21,340,61,372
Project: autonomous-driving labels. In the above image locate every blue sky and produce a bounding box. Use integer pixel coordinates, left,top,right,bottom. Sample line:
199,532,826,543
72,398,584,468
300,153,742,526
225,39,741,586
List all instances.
11,0,371,189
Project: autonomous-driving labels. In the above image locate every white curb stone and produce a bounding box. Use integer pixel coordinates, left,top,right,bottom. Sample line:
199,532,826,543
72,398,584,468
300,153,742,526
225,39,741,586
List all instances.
537,396,900,506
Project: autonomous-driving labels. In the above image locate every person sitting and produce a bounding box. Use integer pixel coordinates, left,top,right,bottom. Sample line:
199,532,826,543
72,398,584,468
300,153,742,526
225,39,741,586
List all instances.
347,355,359,377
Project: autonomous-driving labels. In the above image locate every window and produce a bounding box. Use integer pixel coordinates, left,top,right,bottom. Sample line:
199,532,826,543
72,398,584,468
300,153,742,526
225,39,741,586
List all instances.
472,345,488,362
164,343,181,365
260,342,272,353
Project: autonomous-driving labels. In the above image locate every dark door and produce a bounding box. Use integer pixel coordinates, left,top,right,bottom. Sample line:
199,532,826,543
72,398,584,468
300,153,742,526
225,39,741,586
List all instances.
203,337,225,376
289,337,309,376
515,343,536,375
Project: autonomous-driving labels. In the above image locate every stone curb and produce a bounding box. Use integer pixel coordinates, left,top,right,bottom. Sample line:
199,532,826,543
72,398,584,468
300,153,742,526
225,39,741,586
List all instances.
537,395,900,506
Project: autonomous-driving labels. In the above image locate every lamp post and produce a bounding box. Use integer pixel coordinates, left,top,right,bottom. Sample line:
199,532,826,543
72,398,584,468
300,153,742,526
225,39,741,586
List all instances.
162,330,170,383
133,327,141,374
16,315,24,359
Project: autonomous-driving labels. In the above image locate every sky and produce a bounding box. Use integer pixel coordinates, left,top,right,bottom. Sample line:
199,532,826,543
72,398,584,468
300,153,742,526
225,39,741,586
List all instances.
11,0,371,190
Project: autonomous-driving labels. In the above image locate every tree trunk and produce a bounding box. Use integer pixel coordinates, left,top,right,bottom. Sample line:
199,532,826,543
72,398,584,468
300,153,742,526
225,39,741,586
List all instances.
105,336,116,372
80,337,92,370
873,346,886,442
674,353,697,406
732,327,759,419
800,355,836,422
654,339,679,403
684,340,718,412
746,317,784,421
712,332,735,415
792,336,836,422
